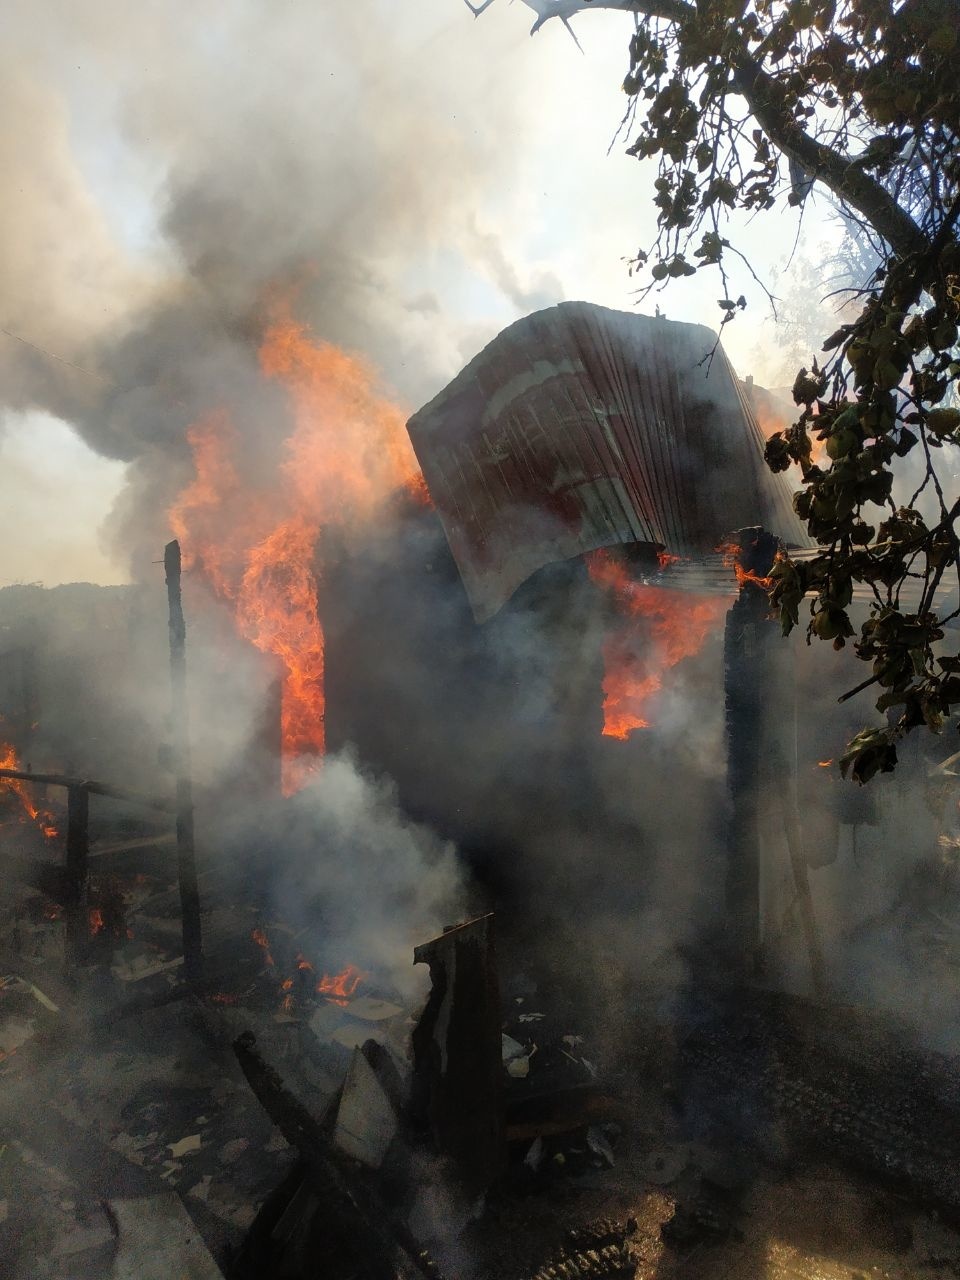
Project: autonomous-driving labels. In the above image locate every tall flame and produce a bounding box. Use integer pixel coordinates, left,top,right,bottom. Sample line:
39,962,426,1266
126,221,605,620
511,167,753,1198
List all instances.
169,302,424,793
587,551,729,740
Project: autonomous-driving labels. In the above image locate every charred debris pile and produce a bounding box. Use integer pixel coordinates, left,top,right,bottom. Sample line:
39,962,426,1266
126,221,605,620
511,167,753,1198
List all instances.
2,304,960,1278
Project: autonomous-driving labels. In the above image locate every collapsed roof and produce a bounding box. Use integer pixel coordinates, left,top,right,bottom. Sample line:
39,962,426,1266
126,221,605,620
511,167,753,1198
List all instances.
407,301,809,622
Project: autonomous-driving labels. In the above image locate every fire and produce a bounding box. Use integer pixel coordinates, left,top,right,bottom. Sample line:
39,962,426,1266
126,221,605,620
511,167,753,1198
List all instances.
405,471,433,509
89,907,105,935
317,963,365,1006
169,300,424,794
717,540,775,591
818,759,834,768
587,551,729,740
750,388,830,469
0,741,59,838
251,926,275,968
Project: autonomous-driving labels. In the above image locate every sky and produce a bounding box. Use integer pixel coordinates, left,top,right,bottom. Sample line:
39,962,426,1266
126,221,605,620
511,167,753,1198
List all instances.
0,0,832,587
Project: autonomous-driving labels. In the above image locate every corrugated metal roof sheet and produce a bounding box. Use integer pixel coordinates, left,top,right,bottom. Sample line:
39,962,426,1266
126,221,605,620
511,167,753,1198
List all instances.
407,301,811,622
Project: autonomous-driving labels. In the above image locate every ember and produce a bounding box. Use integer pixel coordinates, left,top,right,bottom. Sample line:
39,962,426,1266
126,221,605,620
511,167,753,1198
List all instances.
169,300,423,794
89,907,105,935
251,926,275,967
586,552,729,739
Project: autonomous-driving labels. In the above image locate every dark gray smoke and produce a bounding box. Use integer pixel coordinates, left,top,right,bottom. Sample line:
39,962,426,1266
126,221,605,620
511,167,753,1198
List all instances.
1,2,568,575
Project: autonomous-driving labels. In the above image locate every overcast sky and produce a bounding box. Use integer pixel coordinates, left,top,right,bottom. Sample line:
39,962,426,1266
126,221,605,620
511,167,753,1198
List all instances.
1,0,831,587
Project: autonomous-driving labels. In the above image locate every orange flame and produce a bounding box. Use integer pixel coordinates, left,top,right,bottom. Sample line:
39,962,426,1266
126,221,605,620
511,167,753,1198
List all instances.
818,759,833,768
0,742,59,838
89,907,105,935
169,301,423,794
587,552,729,740
717,541,775,592
317,963,365,1006
750,390,831,469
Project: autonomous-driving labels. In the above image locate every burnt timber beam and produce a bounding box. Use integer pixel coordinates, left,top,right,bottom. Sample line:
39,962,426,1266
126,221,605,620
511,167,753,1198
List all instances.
723,528,779,973
411,913,505,1193
0,768,175,814
233,1030,433,1280
164,539,203,984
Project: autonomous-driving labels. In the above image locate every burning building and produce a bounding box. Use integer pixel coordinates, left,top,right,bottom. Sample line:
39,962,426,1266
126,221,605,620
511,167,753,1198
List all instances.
2,298,959,1280
322,304,804,942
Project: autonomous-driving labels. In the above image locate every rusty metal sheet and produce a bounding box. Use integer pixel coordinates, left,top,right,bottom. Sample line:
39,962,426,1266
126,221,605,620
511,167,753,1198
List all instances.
407,302,810,622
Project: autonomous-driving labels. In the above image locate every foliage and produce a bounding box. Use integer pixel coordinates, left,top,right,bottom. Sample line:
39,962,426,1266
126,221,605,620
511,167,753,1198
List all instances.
466,0,960,782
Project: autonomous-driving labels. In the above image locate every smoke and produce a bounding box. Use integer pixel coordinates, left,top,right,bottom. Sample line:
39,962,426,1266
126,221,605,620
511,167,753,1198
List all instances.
0,0,565,576
0,57,151,427
2,0,951,1053
270,752,465,1000
465,216,566,313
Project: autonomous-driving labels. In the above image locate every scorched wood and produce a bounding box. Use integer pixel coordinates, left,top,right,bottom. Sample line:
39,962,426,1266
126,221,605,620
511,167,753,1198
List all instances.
164,538,203,984
232,1030,435,1280
411,914,505,1193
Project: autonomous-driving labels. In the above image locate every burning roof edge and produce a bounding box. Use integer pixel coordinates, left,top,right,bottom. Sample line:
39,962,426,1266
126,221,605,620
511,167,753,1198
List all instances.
407,301,811,623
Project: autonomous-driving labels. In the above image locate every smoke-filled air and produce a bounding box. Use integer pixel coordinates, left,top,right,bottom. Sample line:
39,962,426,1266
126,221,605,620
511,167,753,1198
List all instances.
2,1,960,1278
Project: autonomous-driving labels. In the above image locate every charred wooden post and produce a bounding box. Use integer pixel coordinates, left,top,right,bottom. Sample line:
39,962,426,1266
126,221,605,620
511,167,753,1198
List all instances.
1,766,175,970
411,913,505,1194
164,539,203,984
723,528,780,974
64,783,89,966
777,727,829,998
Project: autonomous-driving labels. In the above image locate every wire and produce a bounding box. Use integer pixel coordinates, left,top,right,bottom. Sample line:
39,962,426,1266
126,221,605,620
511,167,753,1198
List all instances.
0,326,109,383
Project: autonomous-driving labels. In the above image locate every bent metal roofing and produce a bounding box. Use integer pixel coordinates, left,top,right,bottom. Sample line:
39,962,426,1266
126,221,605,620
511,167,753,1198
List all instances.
407,301,811,623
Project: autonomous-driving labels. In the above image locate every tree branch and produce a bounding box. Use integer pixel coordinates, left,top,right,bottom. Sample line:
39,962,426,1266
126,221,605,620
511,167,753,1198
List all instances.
729,55,927,260
523,0,929,259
